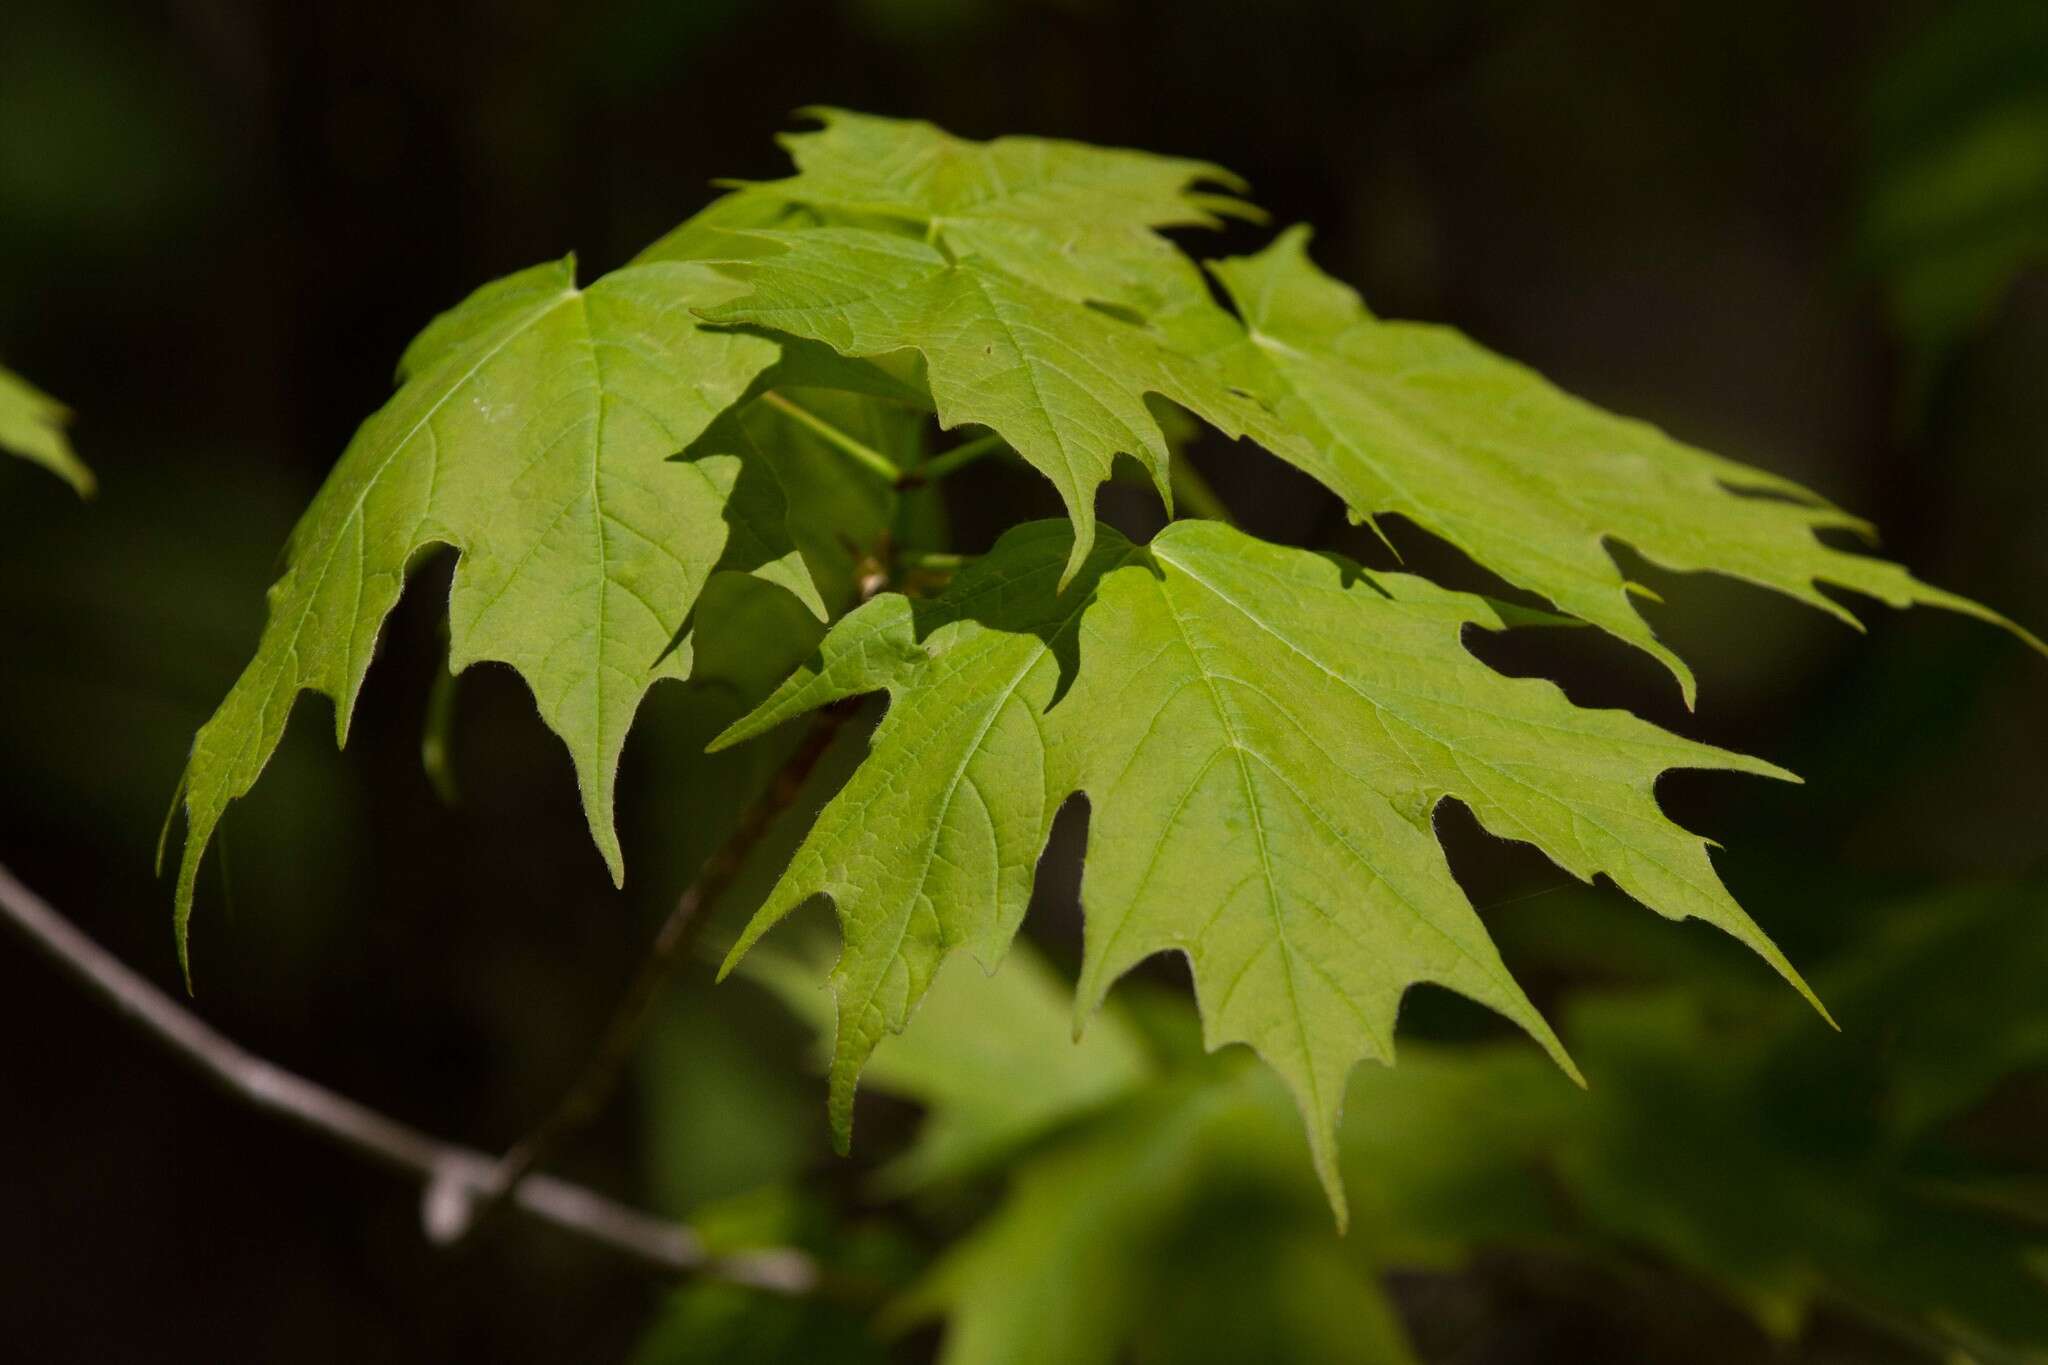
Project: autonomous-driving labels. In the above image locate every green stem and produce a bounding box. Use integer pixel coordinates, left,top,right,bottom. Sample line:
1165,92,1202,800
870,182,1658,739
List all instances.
898,550,973,573
908,430,1006,485
761,392,904,484
1170,457,1234,525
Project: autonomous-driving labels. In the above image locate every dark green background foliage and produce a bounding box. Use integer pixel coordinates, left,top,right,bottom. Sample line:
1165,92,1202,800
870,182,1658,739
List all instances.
1,1,2042,1361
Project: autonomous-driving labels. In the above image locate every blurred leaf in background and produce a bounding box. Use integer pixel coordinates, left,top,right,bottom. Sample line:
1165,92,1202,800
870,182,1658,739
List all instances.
629,1180,917,1365
752,938,1156,1195
0,366,91,495
655,879,2048,1365
0,5,224,270
1860,0,2048,383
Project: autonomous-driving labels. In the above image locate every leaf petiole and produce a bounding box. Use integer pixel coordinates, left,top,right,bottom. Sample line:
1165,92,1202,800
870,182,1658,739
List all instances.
761,391,905,483
907,430,1007,486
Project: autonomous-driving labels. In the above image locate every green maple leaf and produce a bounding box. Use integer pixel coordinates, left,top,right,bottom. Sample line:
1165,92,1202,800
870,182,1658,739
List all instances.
729,107,1255,317
170,255,809,972
635,185,820,268
698,226,1310,586
635,187,941,414
714,517,1817,1216
1207,227,2040,700
0,365,92,496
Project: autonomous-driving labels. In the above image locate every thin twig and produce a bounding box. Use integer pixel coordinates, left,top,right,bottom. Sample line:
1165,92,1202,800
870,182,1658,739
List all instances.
0,860,817,1294
454,882,714,1244
459,705,856,1243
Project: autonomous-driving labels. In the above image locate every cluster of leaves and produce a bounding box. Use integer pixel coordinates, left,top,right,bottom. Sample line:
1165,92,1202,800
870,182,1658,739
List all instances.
0,364,91,496
169,109,2037,1203
658,877,2048,1365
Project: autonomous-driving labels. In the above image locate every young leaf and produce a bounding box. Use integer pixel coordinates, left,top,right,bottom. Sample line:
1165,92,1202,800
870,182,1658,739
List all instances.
698,227,1311,586
0,365,92,496
635,187,942,414
171,257,792,970
731,107,1255,317
714,518,1814,1217
1207,227,2039,701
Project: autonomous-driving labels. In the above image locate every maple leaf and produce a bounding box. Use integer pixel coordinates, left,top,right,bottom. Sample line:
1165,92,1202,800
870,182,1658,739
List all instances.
713,518,1816,1215
170,255,803,972
636,187,942,415
1207,227,2041,700
0,365,92,496
730,107,1256,317
697,227,1310,586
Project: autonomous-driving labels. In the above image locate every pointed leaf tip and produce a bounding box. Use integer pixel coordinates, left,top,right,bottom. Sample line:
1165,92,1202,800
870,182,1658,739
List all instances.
0,366,94,495
1209,229,2028,691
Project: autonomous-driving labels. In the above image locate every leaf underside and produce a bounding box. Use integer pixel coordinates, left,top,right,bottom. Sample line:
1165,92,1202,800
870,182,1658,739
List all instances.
715,518,1817,1218
701,114,2036,696
1204,228,2040,701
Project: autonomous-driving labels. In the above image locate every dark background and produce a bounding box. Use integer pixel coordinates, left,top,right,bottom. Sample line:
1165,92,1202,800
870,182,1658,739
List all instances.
2,0,2043,1360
